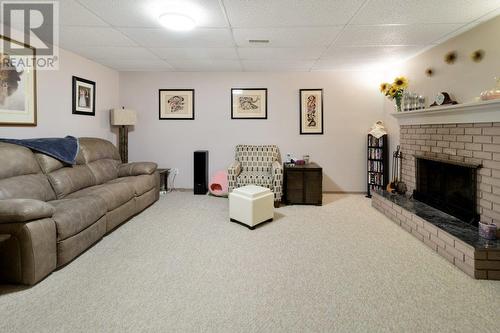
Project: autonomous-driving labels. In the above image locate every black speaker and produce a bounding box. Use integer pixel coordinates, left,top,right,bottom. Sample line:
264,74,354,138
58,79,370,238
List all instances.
194,150,208,195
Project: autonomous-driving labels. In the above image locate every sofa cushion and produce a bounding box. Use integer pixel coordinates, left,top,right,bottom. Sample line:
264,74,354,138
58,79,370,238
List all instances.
0,142,41,180
108,174,157,196
35,153,65,174
49,196,106,241
0,143,56,201
118,162,157,177
0,174,56,201
78,137,121,163
236,171,273,188
46,165,96,199
87,159,120,184
66,182,135,211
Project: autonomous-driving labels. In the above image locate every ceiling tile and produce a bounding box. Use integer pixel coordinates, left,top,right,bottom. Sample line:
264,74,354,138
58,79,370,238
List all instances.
242,60,314,72
60,0,108,26
335,24,462,46
59,27,136,48
316,46,423,70
77,0,228,28
233,27,342,47
94,58,174,71
323,45,423,59
223,0,366,27
150,47,238,60
351,0,500,25
118,28,234,48
168,59,242,71
238,47,324,60
65,46,160,61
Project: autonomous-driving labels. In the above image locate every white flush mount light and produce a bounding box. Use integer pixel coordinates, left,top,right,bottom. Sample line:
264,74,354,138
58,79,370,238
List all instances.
158,13,196,31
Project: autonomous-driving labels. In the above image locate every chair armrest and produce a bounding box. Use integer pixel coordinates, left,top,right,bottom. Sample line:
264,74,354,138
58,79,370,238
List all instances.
228,161,242,176
271,161,283,177
227,161,241,193
118,162,158,177
0,199,55,224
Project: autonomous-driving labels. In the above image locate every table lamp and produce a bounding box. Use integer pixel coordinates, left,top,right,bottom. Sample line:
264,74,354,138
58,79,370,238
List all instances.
110,107,137,163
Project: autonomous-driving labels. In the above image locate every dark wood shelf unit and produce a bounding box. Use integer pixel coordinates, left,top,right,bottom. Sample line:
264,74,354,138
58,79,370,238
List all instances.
366,134,388,198
283,162,323,205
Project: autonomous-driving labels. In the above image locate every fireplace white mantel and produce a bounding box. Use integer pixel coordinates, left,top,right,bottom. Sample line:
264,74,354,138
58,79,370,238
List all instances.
391,99,500,125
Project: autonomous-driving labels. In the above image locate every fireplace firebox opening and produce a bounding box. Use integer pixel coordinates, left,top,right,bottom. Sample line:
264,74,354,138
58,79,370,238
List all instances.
413,156,480,225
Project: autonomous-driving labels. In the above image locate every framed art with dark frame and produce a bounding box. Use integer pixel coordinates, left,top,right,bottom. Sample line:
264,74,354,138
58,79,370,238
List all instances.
300,89,323,135
72,76,96,116
231,88,267,119
159,89,195,120
0,35,37,126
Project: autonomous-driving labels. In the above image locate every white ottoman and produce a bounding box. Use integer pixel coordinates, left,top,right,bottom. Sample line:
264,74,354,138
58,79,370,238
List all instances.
229,185,274,229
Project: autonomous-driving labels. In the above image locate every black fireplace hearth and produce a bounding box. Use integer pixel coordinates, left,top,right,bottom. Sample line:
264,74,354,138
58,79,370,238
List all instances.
413,156,480,225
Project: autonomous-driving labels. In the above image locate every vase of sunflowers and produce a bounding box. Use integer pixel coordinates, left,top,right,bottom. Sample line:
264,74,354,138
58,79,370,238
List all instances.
379,77,409,112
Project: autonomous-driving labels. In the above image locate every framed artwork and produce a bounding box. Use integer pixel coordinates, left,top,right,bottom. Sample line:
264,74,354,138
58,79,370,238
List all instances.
300,89,323,135
159,89,195,120
231,88,267,119
72,76,95,116
0,35,37,126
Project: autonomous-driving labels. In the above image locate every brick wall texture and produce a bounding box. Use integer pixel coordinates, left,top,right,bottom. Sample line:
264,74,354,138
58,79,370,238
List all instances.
400,122,500,233
372,192,500,280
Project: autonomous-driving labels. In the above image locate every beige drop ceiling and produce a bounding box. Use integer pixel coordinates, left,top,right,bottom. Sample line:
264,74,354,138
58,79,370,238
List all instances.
37,0,500,71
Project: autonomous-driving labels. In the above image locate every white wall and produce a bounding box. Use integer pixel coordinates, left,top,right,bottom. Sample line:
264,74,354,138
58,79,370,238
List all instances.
0,47,119,141
120,71,385,192
383,15,500,151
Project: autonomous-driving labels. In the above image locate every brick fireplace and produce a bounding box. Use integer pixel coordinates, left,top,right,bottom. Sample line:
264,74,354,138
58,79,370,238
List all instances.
372,101,500,280
400,122,500,232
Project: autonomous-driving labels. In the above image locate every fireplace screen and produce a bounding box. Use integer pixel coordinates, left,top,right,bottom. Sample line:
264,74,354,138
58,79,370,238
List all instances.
413,156,479,225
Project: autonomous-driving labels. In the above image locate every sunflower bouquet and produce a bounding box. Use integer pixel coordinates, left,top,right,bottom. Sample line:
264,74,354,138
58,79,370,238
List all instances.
379,76,408,112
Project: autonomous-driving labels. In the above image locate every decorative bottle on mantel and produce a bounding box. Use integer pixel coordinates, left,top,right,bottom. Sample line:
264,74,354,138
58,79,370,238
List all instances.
480,77,500,101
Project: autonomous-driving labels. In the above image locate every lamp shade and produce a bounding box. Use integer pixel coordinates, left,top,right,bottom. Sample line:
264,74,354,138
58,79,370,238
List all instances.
111,108,137,126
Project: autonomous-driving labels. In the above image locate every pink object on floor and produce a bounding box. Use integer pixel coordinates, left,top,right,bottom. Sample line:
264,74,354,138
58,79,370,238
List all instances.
209,170,229,197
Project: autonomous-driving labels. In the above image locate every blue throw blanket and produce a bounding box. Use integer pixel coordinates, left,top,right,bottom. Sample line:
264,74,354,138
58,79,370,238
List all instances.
0,136,79,164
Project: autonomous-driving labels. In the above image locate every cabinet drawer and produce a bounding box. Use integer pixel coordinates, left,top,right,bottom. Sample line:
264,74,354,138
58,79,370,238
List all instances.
304,170,322,184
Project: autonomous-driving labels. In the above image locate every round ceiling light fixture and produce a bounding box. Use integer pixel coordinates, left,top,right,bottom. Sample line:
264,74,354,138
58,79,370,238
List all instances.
158,13,196,31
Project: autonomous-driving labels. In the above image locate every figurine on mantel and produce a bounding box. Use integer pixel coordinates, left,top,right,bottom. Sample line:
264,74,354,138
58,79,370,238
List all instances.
429,92,458,107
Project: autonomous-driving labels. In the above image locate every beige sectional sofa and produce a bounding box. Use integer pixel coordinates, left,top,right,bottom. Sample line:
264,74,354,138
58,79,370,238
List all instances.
0,138,160,285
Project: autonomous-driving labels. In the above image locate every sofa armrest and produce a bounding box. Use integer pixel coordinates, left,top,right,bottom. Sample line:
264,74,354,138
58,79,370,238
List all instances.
0,199,55,224
0,218,57,285
227,161,242,193
118,162,158,177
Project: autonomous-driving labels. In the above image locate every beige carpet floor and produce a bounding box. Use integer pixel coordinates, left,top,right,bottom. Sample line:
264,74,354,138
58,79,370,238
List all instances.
1,192,500,332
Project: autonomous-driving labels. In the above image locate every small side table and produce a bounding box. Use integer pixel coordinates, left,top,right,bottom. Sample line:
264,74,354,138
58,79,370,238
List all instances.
158,168,170,194
283,162,323,205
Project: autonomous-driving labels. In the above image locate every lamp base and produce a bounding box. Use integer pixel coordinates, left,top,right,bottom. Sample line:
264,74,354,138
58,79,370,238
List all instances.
118,125,128,163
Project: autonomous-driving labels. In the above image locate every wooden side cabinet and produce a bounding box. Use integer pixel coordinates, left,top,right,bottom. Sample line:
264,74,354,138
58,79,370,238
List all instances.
283,162,322,205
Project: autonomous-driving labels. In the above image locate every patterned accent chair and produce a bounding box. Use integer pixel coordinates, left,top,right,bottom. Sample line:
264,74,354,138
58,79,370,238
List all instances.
228,145,283,202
